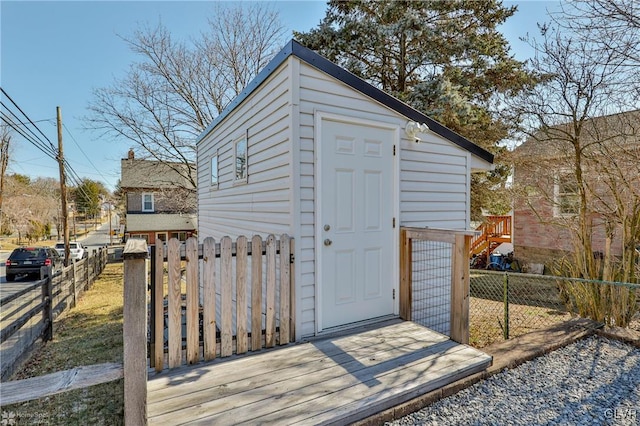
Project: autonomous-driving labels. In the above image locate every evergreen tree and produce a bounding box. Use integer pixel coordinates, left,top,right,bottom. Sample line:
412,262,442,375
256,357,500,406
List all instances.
295,0,536,219
74,179,109,219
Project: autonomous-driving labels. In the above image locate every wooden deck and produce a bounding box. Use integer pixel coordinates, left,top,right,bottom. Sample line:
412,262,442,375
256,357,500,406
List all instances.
147,320,492,425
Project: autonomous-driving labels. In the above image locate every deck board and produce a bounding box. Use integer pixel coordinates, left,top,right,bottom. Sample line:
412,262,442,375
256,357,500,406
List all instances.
148,321,491,425
148,327,447,412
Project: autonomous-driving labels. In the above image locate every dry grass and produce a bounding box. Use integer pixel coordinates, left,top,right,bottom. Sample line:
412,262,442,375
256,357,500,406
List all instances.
469,296,574,348
1,263,124,425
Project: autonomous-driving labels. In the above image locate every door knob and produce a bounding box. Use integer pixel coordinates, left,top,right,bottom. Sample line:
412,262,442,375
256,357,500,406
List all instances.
324,239,332,246
324,224,331,231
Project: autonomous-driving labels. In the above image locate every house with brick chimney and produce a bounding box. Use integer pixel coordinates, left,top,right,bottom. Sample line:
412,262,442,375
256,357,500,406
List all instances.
120,150,197,244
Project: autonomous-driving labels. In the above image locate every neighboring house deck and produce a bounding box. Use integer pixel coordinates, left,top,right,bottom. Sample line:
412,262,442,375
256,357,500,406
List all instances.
120,150,197,244
147,320,492,425
469,215,512,261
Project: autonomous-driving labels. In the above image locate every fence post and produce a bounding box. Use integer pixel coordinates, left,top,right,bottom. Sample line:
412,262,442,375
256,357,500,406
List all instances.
85,257,90,290
71,260,78,308
41,266,53,342
450,233,470,344
399,228,412,321
123,239,148,426
503,272,510,340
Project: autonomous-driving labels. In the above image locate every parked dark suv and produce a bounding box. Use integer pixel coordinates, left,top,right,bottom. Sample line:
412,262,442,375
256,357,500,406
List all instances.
5,247,63,282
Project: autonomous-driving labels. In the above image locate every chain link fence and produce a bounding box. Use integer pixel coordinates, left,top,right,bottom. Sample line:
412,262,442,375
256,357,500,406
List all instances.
469,271,640,348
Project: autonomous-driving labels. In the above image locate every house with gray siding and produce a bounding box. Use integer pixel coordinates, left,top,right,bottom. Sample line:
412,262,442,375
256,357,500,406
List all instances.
197,40,493,339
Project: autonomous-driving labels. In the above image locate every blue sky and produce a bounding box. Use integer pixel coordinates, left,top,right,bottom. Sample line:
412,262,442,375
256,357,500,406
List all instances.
1,1,558,191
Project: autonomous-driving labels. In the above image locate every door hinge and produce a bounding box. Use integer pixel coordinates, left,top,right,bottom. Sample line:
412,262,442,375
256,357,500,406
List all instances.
393,145,396,156
393,289,396,300
393,217,396,228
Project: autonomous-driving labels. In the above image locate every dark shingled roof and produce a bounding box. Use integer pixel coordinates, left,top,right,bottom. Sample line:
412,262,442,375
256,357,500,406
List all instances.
514,109,640,161
120,158,195,190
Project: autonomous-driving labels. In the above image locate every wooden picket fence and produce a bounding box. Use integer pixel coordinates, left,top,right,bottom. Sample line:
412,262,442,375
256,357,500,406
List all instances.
123,235,295,423
124,235,295,374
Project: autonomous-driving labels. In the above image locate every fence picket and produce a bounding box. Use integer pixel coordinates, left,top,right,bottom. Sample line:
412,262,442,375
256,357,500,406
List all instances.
251,235,263,351
202,237,217,361
185,238,199,364
265,235,276,348
154,241,164,372
220,237,233,357
167,238,182,369
236,236,248,354
279,234,291,345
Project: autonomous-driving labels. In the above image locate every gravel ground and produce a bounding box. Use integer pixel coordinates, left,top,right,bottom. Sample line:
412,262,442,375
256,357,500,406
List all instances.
387,336,640,426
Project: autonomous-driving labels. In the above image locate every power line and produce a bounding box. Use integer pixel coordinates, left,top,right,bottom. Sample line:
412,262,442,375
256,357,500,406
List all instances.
1,87,57,154
0,109,57,159
1,87,112,197
63,123,114,189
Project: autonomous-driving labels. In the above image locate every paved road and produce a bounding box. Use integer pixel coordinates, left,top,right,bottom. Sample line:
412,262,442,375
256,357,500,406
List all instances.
81,215,121,255
0,215,120,301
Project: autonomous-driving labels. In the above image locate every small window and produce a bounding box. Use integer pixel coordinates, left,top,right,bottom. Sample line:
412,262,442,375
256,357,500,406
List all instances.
156,232,167,243
211,153,218,187
170,231,187,241
555,174,580,216
142,193,154,212
234,137,247,183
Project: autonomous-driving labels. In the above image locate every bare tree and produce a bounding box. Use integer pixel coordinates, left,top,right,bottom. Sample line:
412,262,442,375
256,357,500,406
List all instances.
86,3,287,190
0,126,10,233
584,114,640,283
511,17,639,282
3,175,58,243
509,5,640,325
557,0,640,65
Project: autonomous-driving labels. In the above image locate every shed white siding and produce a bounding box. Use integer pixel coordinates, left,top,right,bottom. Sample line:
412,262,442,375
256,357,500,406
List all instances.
399,135,469,229
197,61,295,238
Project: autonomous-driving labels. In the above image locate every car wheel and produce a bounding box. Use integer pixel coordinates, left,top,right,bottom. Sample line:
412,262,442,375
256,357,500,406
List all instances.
6,274,15,282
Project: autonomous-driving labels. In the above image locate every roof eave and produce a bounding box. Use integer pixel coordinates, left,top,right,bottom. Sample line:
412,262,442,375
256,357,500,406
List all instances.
197,39,494,165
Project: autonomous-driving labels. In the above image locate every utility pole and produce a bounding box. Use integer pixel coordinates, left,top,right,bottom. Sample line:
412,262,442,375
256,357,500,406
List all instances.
108,201,113,245
0,132,9,234
57,107,70,266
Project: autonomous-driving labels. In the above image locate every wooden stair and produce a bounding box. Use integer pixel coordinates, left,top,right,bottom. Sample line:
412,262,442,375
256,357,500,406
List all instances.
470,215,512,261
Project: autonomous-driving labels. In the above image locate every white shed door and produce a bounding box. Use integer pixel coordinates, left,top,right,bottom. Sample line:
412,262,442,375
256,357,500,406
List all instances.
320,119,394,330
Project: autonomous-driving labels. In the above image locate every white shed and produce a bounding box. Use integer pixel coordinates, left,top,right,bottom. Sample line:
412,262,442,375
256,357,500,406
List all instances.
197,40,493,339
